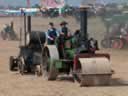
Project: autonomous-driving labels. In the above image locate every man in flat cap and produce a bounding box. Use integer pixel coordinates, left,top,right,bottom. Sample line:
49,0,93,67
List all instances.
59,21,69,39
47,22,58,44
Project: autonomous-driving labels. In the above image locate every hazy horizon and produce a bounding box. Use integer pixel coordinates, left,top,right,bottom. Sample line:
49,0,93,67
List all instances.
0,0,128,7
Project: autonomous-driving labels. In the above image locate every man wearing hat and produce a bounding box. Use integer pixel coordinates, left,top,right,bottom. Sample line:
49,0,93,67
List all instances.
47,22,58,44
59,21,69,38
57,21,71,58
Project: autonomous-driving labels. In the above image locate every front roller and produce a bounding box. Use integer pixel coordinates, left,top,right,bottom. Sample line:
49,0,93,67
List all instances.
74,54,112,86
42,45,59,80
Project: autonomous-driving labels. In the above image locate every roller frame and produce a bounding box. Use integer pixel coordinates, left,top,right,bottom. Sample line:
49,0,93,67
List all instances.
73,53,112,86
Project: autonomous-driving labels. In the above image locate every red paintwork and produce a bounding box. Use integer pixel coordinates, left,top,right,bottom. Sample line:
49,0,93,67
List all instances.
124,35,128,41
112,39,124,49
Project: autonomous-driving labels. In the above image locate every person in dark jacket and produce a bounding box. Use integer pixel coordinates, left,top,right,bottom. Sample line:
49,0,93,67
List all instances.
59,21,69,38
58,21,71,46
57,21,71,58
47,22,58,44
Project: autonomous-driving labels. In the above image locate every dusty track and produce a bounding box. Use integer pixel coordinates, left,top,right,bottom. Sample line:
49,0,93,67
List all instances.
0,17,128,96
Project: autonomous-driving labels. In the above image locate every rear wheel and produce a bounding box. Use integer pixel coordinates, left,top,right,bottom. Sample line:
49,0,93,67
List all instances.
111,39,124,49
42,46,59,80
101,39,111,48
1,31,6,40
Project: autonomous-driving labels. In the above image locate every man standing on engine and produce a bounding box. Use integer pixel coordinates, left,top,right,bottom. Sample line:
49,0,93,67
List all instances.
47,22,58,44
59,21,70,39
57,21,71,58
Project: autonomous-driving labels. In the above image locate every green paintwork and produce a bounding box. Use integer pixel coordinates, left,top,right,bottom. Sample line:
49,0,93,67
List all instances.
48,59,63,69
64,37,76,59
65,49,75,59
54,60,63,69
50,36,76,69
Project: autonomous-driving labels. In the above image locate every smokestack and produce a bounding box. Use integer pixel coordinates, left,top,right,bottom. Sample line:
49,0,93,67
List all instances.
24,14,27,46
80,5,89,40
24,15,31,46
27,16,31,33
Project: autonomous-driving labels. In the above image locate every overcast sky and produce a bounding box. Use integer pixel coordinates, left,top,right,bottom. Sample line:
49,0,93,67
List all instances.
0,0,39,6
0,0,94,7
0,0,128,7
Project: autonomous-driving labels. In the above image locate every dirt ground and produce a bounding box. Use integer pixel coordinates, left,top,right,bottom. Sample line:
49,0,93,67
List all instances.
0,17,128,96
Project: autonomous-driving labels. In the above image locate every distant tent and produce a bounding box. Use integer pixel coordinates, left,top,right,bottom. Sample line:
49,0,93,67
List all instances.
65,0,128,7
41,0,65,8
96,0,128,5
65,0,95,7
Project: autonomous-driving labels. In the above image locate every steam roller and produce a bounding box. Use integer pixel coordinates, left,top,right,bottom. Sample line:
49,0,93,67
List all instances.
9,6,113,86
42,6,113,86
9,15,46,76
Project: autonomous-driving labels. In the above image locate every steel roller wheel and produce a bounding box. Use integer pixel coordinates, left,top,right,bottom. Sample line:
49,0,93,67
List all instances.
75,57,112,86
42,45,59,80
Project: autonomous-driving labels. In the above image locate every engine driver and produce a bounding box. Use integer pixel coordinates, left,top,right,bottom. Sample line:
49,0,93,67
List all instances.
59,21,70,39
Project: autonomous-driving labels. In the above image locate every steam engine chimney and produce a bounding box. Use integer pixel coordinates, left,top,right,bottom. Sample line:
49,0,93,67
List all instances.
80,5,89,41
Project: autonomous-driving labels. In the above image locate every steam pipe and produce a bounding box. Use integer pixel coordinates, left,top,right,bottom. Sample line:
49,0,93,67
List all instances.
24,13,27,46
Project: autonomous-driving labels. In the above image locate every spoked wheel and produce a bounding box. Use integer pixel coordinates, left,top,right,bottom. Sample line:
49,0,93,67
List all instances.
10,32,18,41
101,39,111,48
111,39,124,49
1,31,7,40
18,57,25,75
42,46,59,80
